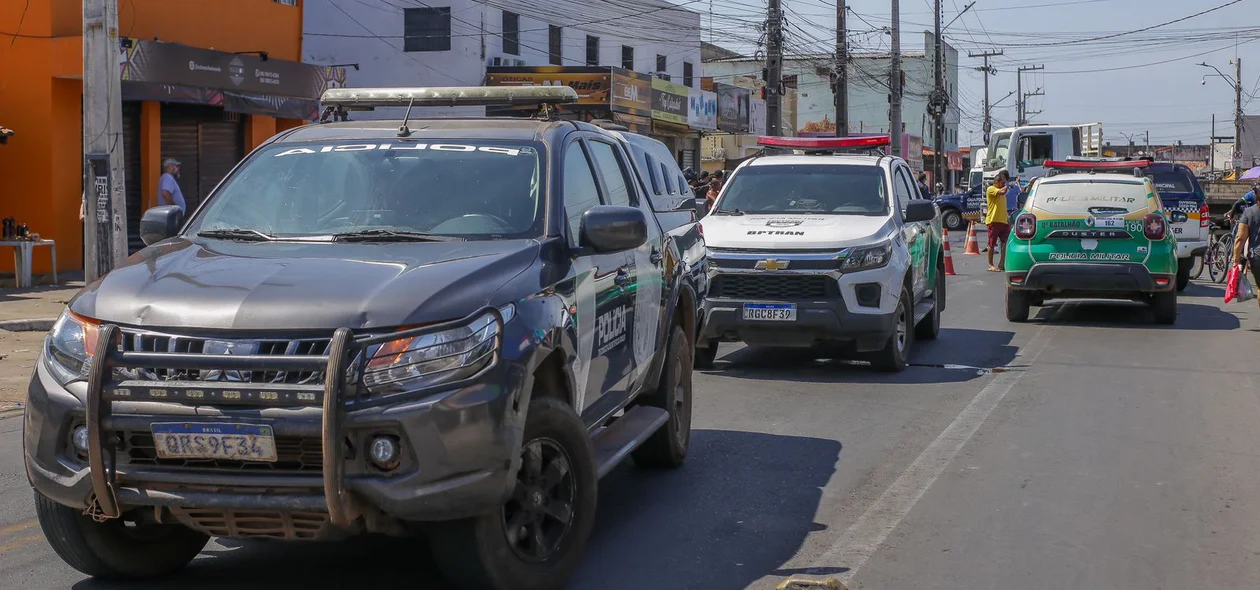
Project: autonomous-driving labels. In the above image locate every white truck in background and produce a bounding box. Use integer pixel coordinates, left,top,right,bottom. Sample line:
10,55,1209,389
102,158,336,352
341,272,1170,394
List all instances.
982,122,1103,184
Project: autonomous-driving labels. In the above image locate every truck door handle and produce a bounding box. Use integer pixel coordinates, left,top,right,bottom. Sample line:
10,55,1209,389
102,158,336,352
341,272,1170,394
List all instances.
650,247,663,264
614,267,631,285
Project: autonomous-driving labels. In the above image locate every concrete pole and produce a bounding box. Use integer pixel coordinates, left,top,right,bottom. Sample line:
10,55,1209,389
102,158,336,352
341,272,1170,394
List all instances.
83,0,128,282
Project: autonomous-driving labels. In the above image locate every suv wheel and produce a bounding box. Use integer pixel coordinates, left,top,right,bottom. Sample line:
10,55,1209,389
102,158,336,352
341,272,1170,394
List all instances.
633,324,693,468
1006,288,1031,322
1152,289,1177,325
431,398,597,590
1176,258,1192,292
694,339,719,369
871,286,914,372
34,491,208,580
915,264,945,340
942,208,965,232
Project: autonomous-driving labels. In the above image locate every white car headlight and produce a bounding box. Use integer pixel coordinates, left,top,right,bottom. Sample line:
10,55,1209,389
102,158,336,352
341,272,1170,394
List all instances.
44,311,102,386
361,306,511,394
842,240,893,272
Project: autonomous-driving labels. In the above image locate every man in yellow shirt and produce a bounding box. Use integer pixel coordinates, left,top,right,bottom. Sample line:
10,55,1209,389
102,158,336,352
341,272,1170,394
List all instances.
985,170,1012,271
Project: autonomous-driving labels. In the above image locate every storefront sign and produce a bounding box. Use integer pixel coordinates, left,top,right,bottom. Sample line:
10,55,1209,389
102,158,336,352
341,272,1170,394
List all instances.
947,151,964,171
611,68,652,117
485,66,611,106
749,98,767,136
650,78,689,124
714,83,749,133
122,40,344,99
687,89,717,131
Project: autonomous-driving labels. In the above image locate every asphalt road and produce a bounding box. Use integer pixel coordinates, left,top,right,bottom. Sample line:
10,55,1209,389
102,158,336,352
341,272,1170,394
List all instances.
2,248,1260,589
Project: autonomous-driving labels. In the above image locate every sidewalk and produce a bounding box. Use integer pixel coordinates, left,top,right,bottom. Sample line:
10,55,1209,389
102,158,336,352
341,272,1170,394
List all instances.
0,282,82,331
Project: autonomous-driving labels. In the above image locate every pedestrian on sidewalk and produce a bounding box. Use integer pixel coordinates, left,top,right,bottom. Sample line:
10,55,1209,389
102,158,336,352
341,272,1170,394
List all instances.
1005,175,1024,218
985,170,1012,272
1231,201,1260,312
704,169,725,213
158,158,187,214
917,172,932,199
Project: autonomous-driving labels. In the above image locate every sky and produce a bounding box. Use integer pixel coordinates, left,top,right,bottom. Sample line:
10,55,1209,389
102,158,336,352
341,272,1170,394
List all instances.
692,0,1256,147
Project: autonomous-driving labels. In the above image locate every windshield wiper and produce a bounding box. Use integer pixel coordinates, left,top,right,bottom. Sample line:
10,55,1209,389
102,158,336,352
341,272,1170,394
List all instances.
197,228,275,242
332,229,463,243
712,208,746,216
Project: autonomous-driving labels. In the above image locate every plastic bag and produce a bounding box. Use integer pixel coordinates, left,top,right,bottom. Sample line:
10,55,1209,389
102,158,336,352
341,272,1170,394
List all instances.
1240,271,1258,303
1226,264,1242,303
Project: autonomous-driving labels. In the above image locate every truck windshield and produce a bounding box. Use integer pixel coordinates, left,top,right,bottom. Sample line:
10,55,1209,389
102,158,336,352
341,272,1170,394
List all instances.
187,140,545,240
715,164,887,215
1031,180,1152,215
986,132,1012,172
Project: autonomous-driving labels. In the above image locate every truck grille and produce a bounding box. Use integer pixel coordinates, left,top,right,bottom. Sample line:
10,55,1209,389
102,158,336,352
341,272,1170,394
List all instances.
170,508,329,540
117,329,331,385
710,274,836,300
122,431,324,472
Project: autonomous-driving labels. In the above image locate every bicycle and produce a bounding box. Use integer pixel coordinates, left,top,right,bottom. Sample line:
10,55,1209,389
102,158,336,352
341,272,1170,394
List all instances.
1203,225,1234,283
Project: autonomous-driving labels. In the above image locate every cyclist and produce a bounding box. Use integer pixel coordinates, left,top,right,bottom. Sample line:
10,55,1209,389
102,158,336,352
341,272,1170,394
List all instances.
1226,183,1259,221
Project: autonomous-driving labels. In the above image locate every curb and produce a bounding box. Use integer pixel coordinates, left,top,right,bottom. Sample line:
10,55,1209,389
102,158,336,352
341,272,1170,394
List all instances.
0,318,56,332
0,408,23,420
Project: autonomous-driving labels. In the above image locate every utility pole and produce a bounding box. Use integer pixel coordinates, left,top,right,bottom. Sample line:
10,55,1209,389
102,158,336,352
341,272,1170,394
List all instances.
1211,114,1216,171
1145,130,1150,156
83,0,128,282
834,0,847,137
889,0,903,157
765,0,784,136
1016,65,1043,126
931,0,946,188
1235,58,1244,170
969,49,1002,144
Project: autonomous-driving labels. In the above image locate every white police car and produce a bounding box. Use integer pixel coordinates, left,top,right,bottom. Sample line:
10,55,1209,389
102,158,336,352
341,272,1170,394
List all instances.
697,135,946,371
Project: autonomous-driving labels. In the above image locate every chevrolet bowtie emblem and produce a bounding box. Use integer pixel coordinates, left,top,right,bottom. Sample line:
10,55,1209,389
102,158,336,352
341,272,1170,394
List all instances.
756,259,790,271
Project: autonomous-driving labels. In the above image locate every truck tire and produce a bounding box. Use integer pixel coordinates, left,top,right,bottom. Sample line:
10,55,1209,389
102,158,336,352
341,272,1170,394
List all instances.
34,491,208,580
1176,258,1192,292
942,208,965,232
1006,289,1031,323
871,286,914,372
915,263,945,340
1152,290,1177,325
632,324,693,469
431,397,597,590
694,339,719,369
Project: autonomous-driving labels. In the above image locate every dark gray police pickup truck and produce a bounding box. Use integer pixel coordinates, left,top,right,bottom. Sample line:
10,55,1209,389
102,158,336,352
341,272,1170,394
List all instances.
25,87,702,590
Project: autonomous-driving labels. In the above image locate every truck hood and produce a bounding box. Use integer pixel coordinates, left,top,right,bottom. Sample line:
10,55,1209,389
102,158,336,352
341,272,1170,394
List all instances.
70,238,539,331
700,213,893,250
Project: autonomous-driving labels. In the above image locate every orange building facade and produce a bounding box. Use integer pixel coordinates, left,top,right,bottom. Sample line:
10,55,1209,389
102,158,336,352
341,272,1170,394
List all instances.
0,0,344,276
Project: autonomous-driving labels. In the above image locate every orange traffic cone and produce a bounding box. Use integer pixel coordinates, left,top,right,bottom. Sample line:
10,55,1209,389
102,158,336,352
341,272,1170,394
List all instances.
942,228,957,275
964,221,982,255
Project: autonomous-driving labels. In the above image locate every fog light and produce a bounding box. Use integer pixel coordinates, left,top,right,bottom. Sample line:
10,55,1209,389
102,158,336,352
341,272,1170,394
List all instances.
72,425,89,453
855,283,882,308
368,436,400,470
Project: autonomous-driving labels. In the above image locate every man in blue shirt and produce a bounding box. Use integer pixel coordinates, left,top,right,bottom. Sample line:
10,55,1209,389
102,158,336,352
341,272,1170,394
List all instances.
1005,176,1024,217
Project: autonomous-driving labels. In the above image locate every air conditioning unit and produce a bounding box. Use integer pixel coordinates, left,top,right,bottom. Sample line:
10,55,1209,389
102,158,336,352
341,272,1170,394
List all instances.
490,57,503,66
509,58,526,67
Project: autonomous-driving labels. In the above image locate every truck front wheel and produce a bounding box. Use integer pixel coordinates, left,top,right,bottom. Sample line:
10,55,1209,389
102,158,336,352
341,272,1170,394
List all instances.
632,324,693,468
431,398,598,590
942,208,965,232
34,491,208,580
870,286,914,372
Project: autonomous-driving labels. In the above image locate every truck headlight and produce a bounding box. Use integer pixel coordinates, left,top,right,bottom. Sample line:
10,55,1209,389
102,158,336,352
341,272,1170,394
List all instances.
361,306,509,394
44,311,101,386
842,240,893,272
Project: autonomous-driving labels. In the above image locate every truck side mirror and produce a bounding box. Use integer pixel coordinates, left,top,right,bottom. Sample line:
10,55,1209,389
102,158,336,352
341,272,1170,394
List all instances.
140,206,184,246
580,206,648,253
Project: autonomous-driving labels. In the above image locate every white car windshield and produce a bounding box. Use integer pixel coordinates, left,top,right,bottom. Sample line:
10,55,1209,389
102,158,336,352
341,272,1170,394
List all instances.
714,164,888,216
187,140,544,240
1031,180,1152,216
986,132,1012,171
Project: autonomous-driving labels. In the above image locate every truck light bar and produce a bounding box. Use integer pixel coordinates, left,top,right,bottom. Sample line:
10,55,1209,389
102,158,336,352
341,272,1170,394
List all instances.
320,86,579,110
756,135,891,150
1049,158,1151,168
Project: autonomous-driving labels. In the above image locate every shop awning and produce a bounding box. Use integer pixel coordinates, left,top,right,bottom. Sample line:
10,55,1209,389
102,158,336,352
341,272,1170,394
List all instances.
652,119,697,139
612,112,653,135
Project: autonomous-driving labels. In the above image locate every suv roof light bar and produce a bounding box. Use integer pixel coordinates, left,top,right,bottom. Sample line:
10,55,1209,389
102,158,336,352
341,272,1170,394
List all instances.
320,86,580,110
1045,158,1151,178
756,135,891,152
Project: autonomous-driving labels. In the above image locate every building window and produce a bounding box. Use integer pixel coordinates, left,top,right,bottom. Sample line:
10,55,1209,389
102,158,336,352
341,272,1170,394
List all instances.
502,11,520,56
586,35,599,66
548,25,563,65
656,55,668,80
403,7,451,52
273,0,298,5
683,62,693,88
622,46,634,70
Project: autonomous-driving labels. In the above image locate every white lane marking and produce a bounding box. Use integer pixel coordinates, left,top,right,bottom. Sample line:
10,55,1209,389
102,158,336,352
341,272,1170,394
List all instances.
809,324,1055,583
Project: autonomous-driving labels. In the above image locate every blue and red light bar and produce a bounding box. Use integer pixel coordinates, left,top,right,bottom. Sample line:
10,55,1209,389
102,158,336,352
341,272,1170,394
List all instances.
756,135,891,150
1046,158,1151,170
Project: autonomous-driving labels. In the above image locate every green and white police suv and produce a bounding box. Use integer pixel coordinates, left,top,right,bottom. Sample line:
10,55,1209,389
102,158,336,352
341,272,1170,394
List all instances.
697,135,945,372
1004,158,1180,325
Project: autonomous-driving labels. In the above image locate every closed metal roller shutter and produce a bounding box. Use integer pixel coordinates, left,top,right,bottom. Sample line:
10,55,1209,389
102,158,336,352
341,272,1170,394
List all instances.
679,149,695,170
159,104,201,210
121,102,143,254
197,111,244,209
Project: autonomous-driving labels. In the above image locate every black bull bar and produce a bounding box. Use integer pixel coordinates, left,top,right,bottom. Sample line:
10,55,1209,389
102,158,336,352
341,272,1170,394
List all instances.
81,309,502,528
